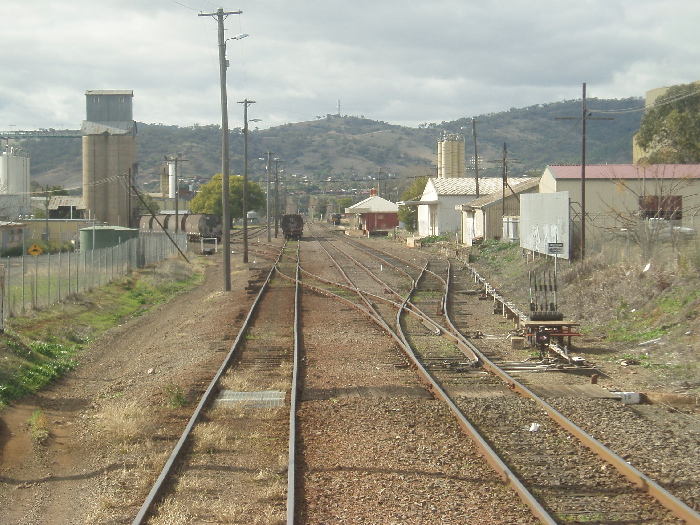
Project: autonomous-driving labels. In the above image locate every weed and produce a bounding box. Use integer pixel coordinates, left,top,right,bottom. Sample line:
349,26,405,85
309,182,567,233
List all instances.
28,409,49,444
420,235,451,245
164,384,186,407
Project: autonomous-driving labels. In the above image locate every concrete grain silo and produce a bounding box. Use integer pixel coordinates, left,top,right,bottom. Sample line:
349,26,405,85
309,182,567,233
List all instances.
437,134,465,179
81,90,137,227
0,145,31,218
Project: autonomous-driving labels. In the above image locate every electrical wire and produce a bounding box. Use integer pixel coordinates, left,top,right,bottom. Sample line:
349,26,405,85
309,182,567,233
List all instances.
591,85,700,115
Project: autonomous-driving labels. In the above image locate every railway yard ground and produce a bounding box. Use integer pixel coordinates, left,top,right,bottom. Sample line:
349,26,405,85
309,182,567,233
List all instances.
0,222,699,524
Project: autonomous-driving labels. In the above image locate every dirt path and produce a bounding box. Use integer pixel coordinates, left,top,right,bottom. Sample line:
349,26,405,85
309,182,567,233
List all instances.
0,253,263,524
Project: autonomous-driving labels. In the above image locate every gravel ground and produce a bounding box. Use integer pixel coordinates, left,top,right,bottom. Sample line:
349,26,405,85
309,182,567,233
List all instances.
296,288,538,524
0,252,264,524
1,228,699,524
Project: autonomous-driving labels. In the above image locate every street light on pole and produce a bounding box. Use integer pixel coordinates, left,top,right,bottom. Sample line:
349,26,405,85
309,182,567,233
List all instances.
273,158,283,238
238,99,257,263
265,152,273,242
198,6,243,291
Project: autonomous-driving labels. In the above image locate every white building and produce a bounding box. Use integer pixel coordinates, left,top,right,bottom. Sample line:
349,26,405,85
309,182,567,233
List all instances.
408,177,532,237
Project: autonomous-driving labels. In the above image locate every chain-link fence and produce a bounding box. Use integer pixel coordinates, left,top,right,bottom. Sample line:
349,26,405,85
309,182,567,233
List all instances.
0,232,188,325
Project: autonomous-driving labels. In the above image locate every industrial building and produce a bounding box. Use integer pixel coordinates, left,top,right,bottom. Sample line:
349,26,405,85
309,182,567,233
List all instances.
437,133,465,179
81,90,137,227
455,177,540,246
0,145,31,219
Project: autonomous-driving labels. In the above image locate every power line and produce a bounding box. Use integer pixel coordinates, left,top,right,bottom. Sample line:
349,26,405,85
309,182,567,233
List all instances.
556,83,614,261
169,0,198,11
591,85,700,115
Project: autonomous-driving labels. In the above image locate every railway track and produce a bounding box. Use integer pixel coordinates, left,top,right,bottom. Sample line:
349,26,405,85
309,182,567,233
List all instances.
302,222,699,524
132,241,298,523
130,221,699,523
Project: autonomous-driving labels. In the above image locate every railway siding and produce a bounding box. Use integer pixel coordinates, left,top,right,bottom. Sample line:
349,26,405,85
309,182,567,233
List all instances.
295,283,538,524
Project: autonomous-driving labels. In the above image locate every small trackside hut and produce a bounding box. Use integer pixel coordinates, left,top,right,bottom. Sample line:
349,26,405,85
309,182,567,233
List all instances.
344,194,399,237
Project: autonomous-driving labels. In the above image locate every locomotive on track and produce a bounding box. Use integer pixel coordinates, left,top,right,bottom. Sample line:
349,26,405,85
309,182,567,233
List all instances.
281,214,304,240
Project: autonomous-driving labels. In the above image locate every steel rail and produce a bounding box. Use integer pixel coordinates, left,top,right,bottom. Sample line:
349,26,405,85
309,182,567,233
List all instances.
131,244,287,525
300,231,479,365
304,230,469,357
307,225,700,522
306,227,557,522
446,262,700,523
307,229,396,335
395,265,558,524
286,241,301,525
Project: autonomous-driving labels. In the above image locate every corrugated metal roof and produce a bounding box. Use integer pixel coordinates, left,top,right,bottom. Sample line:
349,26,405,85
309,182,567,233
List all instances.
81,121,136,136
85,90,133,96
49,196,84,210
346,195,398,213
547,164,700,180
430,176,533,196
466,177,541,208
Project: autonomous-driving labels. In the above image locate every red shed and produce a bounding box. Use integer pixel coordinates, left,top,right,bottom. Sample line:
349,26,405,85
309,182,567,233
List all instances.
345,195,399,234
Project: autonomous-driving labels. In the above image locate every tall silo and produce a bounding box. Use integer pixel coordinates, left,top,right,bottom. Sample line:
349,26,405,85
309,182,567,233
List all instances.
82,90,137,226
0,145,31,217
437,134,465,179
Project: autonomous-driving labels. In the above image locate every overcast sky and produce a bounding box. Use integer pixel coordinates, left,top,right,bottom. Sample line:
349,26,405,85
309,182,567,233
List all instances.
1,0,698,131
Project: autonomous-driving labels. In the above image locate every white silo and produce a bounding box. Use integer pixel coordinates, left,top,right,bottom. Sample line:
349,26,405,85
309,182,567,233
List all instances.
0,146,31,216
437,134,465,179
168,160,177,199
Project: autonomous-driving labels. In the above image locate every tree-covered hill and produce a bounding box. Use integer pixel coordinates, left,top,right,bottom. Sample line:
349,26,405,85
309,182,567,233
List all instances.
20,96,644,197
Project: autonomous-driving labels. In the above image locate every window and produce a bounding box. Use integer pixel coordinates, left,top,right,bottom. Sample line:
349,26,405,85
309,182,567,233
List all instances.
639,195,682,220
94,97,100,104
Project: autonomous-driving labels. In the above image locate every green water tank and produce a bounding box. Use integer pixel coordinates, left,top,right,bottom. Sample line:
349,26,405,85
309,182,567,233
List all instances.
79,226,139,250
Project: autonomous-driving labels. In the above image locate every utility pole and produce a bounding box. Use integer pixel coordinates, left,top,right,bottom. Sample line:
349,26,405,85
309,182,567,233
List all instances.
472,118,480,197
581,84,588,261
238,99,256,263
199,7,242,291
44,186,50,241
265,151,273,242
164,155,188,233
502,143,508,220
274,158,283,238
556,83,613,260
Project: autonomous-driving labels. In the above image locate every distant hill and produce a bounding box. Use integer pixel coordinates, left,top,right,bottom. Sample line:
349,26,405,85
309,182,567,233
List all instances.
19,97,644,196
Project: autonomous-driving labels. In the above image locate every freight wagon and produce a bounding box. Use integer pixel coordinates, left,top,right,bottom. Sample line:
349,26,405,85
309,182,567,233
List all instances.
139,213,223,242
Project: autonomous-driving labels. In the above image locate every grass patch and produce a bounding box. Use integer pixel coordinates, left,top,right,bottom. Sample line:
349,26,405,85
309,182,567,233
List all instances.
28,409,50,444
604,320,670,343
0,339,79,407
100,400,156,445
0,257,204,409
164,384,187,408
